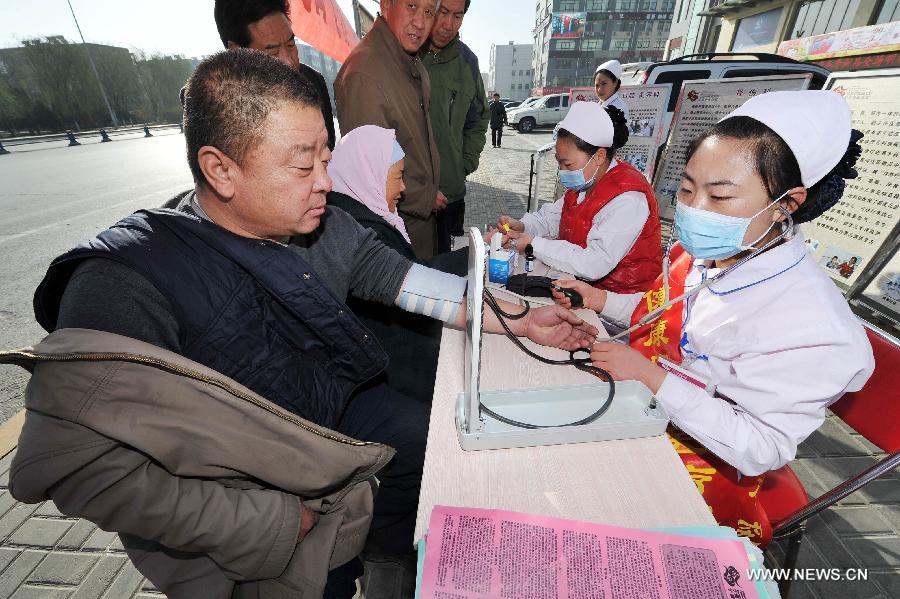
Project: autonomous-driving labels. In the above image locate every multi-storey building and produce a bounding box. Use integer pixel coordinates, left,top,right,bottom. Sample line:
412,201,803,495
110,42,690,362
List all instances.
532,0,675,94
667,0,898,61
489,42,535,100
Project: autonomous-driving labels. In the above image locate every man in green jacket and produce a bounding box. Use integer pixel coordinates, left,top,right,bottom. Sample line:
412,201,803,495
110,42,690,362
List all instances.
422,0,489,254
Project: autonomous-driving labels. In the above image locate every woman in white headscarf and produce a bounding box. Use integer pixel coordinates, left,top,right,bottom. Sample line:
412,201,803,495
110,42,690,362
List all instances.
552,91,874,545
327,125,466,404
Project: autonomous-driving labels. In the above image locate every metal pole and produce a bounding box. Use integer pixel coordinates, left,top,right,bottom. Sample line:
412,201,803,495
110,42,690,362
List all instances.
351,0,363,38
66,0,118,127
527,153,535,206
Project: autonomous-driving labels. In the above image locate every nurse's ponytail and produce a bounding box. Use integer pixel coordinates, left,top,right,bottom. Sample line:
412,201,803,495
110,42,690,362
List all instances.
604,105,630,159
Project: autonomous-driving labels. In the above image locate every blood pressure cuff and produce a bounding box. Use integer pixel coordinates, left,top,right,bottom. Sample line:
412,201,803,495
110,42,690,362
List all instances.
397,263,467,323
505,274,554,298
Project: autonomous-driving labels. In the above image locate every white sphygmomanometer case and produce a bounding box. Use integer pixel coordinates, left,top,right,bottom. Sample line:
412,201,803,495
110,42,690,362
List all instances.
457,227,670,451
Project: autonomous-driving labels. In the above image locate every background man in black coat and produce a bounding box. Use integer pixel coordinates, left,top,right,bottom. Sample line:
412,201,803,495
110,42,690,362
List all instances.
489,92,508,148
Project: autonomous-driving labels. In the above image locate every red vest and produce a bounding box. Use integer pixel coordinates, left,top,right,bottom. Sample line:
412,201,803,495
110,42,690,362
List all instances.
558,161,662,293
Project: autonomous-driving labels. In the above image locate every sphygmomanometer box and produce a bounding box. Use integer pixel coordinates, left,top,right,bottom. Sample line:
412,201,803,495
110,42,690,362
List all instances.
458,228,669,451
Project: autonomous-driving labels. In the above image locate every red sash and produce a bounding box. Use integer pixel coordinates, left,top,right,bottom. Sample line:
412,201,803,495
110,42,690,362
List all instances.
628,243,690,365
628,244,772,546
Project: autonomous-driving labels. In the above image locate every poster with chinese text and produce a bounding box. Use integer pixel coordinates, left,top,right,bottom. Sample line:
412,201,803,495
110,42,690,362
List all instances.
802,69,900,291
566,85,670,180
859,247,900,326
653,75,812,221
617,84,672,181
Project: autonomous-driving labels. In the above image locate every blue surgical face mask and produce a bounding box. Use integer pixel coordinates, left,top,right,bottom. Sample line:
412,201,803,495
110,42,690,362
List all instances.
558,155,598,191
674,191,789,260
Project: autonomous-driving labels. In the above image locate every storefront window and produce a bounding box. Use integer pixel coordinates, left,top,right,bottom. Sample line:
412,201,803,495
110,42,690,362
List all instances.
791,0,860,38
731,7,783,51
875,0,899,23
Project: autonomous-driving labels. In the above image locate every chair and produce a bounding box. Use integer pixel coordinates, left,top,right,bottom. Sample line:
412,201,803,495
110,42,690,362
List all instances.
757,320,900,597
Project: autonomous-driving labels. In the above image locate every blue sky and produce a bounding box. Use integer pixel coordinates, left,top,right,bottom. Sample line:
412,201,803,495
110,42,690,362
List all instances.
0,0,535,72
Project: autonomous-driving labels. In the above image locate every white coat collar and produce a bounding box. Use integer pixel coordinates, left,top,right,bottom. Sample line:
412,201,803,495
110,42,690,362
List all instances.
600,93,620,108
697,229,808,295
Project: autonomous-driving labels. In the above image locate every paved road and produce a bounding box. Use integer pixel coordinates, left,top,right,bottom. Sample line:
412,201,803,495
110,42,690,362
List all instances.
0,129,193,422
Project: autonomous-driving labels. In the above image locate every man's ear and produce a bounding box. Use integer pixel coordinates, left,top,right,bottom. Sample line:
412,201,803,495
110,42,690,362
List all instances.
198,146,238,200
775,186,808,222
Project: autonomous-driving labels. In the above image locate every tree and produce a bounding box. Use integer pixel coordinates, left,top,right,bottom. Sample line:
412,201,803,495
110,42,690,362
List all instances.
19,36,103,130
92,44,142,124
135,52,193,123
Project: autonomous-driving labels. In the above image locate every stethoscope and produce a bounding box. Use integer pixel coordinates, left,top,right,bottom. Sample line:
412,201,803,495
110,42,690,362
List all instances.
601,207,797,343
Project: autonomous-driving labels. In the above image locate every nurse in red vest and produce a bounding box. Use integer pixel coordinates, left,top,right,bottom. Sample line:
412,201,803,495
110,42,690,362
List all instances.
497,101,662,293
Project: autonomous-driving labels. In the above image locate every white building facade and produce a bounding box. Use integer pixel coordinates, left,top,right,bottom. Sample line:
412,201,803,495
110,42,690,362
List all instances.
489,41,535,100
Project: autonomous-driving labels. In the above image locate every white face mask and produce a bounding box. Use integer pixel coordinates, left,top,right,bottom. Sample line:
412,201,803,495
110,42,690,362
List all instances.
674,190,790,260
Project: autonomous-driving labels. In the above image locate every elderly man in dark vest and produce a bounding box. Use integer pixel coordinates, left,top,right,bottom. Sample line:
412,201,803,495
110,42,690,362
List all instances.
9,50,596,599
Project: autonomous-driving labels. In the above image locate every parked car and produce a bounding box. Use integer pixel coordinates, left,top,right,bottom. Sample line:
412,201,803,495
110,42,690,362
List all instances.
639,52,830,173
619,61,653,86
641,52,830,117
507,93,571,133
503,100,522,109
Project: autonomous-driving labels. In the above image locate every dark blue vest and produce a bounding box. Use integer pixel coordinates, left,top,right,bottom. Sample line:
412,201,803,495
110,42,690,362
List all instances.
35,209,388,429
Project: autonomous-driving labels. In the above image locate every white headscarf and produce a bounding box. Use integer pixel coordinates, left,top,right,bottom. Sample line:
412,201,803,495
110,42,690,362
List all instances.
327,125,410,243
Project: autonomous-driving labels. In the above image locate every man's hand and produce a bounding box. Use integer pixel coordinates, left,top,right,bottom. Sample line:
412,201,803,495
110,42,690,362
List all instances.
590,342,666,393
505,230,534,253
498,215,525,233
434,191,448,212
298,505,319,543
551,280,606,312
519,305,598,351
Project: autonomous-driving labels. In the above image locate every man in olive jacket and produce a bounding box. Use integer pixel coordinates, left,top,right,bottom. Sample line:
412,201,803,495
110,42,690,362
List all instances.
423,0,489,254
334,1,443,259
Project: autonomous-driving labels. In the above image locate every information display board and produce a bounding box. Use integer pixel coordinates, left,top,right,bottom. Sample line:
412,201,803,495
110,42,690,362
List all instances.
801,69,900,293
616,84,671,181
567,84,671,180
653,74,812,221
859,247,900,326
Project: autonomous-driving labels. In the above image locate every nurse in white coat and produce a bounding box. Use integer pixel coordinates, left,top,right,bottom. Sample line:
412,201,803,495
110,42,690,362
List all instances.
552,91,874,541
594,59,629,120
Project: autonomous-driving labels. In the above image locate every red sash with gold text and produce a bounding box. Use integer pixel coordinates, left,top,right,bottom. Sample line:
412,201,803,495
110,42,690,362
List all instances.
628,243,772,546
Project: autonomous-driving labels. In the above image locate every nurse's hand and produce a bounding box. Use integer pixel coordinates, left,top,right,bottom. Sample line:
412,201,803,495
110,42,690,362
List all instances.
482,226,509,245
551,280,606,312
498,215,525,233
522,305,598,351
590,342,667,394
505,231,534,253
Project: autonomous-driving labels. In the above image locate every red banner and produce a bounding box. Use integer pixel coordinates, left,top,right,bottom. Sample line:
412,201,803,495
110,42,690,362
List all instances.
288,0,359,63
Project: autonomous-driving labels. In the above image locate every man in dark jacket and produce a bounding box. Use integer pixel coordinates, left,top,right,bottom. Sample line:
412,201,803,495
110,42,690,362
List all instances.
215,0,336,149
489,92,508,148
22,50,596,599
423,0,489,254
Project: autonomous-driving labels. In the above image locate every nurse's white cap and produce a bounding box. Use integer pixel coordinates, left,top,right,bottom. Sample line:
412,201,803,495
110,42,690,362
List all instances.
595,59,622,81
556,101,614,148
725,90,852,187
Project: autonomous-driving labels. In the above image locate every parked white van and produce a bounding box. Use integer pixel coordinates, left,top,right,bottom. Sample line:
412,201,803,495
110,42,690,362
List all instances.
507,93,571,133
